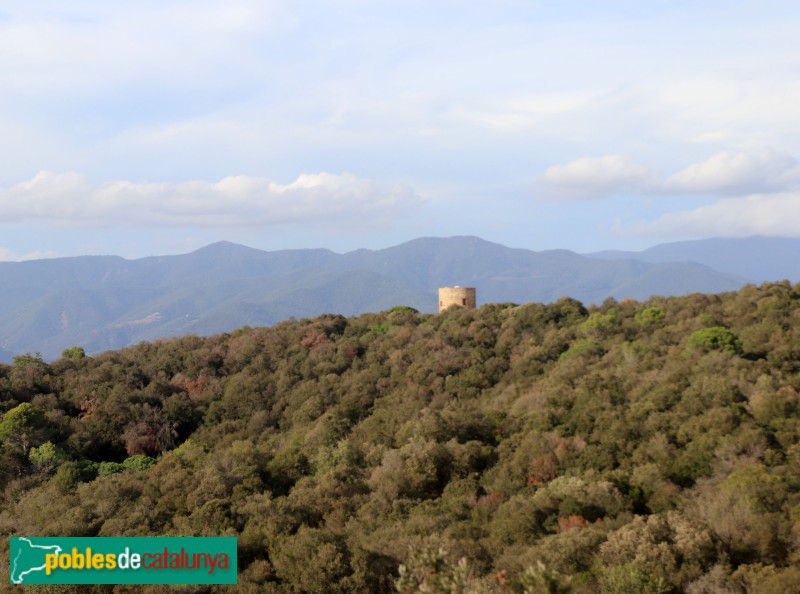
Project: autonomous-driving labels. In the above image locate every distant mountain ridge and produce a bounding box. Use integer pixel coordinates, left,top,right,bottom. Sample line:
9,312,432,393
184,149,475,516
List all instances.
1,235,785,362
586,236,800,282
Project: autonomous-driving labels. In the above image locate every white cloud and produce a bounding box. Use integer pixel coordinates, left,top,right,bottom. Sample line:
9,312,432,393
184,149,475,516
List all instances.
539,147,800,201
665,147,800,194
0,171,422,228
0,247,61,262
536,155,652,199
640,77,800,147
451,90,608,131
602,146,800,240
624,192,800,238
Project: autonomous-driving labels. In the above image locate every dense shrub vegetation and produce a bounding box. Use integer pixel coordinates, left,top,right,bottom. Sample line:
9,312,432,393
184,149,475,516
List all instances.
1,282,800,592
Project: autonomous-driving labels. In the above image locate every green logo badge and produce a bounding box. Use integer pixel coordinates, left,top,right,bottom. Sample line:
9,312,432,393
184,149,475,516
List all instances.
10,537,237,585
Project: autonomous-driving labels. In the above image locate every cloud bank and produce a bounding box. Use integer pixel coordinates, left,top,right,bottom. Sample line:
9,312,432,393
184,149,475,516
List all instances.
2,4,800,254
665,148,800,194
538,147,800,199
537,155,652,199
539,147,800,238
0,247,61,262
626,192,800,238
0,171,422,228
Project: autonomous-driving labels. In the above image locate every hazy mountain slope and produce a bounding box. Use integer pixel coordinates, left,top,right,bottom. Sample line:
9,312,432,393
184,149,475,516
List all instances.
0,236,747,359
587,236,800,282
337,236,743,302
118,268,430,343
0,255,129,312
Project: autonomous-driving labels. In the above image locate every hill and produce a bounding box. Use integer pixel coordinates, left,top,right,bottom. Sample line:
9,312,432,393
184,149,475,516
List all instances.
0,282,799,591
0,236,744,360
587,236,800,282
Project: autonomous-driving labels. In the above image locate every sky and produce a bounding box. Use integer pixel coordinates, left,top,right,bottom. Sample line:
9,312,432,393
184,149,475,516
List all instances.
2,0,800,260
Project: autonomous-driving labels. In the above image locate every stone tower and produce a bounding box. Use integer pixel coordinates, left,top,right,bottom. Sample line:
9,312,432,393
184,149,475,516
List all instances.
438,286,476,313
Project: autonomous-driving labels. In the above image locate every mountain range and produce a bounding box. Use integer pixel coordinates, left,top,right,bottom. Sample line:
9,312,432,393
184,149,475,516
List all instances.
1,235,797,362
586,236,800,281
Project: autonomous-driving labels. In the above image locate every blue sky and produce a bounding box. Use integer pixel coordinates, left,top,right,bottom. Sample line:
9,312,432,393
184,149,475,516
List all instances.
2,1,800,260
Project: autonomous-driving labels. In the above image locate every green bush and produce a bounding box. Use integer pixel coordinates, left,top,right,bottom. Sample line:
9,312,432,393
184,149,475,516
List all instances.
559,340,603,362
688,327,742,355
386,306,419,314
98,461,124,476
28,441,67,472
636,307,665,325
122,454,156,471
61,346,86,361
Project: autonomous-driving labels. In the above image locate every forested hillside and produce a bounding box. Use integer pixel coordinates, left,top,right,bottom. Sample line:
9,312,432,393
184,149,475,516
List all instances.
1,283,800,593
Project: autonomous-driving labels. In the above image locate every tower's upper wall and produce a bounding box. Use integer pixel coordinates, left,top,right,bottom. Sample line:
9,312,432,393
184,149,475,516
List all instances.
438,287,476,313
